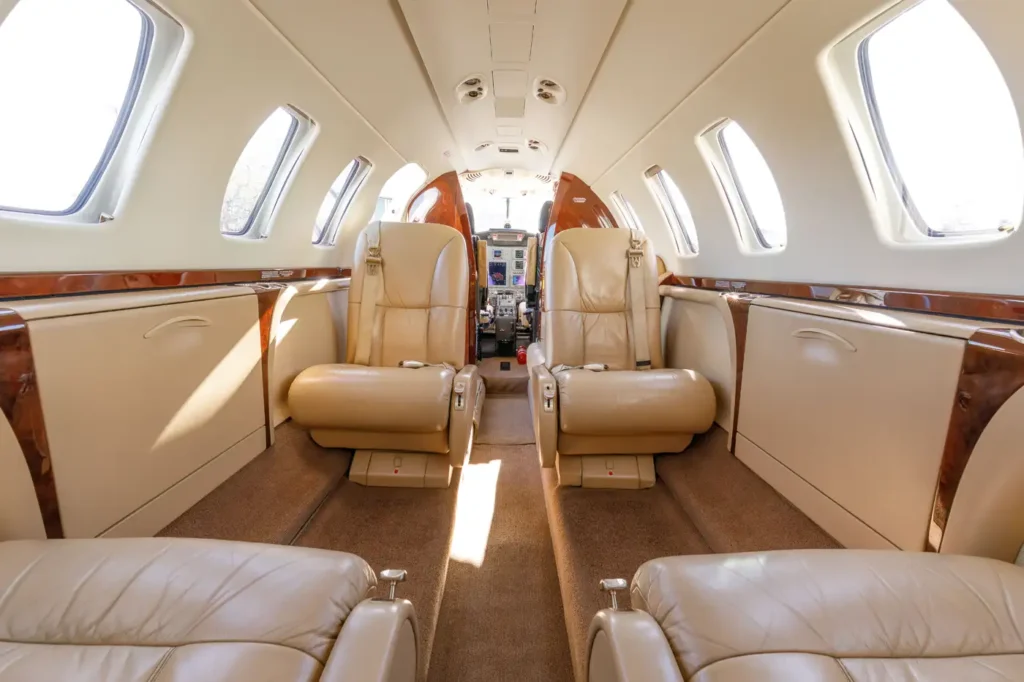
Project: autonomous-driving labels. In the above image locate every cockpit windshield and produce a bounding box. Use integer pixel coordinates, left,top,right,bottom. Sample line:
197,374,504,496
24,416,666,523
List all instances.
460,170,555,233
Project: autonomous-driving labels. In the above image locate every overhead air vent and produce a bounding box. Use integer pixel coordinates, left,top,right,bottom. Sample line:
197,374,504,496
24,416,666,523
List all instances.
456,74,488,104
464,172,483,182
526,138,547,152
498,146,520,154
474,141,494,152
533,78,565,105
535,174,554,184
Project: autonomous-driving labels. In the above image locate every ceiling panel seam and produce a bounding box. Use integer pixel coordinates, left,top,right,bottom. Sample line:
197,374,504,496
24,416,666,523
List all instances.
586,0,797,186
242,0,408,163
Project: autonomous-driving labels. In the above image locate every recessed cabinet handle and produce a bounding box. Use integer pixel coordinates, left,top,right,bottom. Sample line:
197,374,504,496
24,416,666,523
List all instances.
792,327,857,353
143,316,212,339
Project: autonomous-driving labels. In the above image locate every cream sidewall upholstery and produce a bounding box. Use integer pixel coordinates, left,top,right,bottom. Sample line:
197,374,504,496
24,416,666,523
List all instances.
14,289,265,538
942,388,1024,561
739,303,964,550
660,288,736,432
0,414,46,540
269,278,349,426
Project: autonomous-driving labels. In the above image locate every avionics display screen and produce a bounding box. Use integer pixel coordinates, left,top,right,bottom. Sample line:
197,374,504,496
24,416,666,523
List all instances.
488,262,507,286
512,274,526,286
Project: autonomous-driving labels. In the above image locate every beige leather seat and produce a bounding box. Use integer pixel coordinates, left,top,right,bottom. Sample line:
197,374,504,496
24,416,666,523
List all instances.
0,538,416,682
528,228,715,488
289,222,483,488
588,550,1024,682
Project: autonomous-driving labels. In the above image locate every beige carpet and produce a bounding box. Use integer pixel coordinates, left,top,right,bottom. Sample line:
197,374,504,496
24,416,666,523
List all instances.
475,394,534,445
159,423,350,544
292,473,461,682
478,356,529,394
657,426,840,552
427,444,572,682
542,471,712,682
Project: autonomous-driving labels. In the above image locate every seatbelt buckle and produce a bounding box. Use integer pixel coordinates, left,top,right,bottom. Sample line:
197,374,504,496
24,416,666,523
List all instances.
627,241,643,268
365,246,383,275
635,360,651,370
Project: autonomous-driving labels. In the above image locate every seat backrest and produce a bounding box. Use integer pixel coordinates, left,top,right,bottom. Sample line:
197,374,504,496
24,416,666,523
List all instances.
543,228,663,371
347,221,468,369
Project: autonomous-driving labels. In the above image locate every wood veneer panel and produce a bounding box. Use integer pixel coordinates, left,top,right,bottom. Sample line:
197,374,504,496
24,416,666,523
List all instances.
0,309,63,538
663,275,1024,324
929,329,1024,551
724,295,759,453
253,285,286,449
0,267,351,301
408,171,478,364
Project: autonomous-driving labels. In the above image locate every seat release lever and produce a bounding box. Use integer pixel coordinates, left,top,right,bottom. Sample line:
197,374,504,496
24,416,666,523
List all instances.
600,578,630,611
542,382,556,412
377,569,408,601
454,381,466,410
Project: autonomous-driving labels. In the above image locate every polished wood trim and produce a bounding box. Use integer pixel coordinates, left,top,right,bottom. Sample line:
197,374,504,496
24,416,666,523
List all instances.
0,267,351,301
723,294,760,453
929,329,1024,551
0,309,63,538
408,171,478,363
663,274,1024,324
546,172,619,237
252,285,286,449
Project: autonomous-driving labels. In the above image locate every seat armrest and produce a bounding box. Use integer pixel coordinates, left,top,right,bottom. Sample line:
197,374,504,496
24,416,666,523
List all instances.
530,363,558,468
321,598,418,682
449,365,482,468
587,609,683,682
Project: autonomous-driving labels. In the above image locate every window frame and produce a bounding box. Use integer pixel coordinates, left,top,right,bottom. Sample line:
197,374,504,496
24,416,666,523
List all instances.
220,105,316,239
644,165,698,256
609,190,642,232
824,0,1023,244
313,156,372,246
0,0,185,222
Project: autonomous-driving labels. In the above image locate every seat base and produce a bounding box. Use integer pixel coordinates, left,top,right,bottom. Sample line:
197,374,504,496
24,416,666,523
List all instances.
556,454,655,489
350,450,453,488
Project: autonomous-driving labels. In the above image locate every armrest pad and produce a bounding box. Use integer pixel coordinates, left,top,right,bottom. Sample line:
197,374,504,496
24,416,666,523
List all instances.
449,365,482,468
322,598,418,682
587,609,683,682
530,363,558,468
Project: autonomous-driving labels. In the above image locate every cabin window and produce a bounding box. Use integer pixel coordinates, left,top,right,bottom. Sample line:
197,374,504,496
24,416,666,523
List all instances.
713,121,787,251
220,106,314,237
609,191,643,232
858,0,1024,238
645,166,699,255
408,187,439,223
372,162,428,222
0,0,180,220
313,157,372,246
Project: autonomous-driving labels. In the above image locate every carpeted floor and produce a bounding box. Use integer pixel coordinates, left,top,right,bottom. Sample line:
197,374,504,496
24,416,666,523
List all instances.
159,423,351,544
657,427,840,552
475,394,535,445
427,443,572,682
542,469,712,681
292,473,461,682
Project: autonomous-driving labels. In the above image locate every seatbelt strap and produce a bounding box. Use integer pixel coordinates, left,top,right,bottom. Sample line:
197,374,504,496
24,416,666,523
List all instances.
550,363,608,375
398,360,455,371
353,223,383,366
626,229,651,371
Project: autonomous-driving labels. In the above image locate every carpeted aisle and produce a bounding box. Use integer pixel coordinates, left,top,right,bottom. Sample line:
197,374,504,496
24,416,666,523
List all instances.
474,394,534,445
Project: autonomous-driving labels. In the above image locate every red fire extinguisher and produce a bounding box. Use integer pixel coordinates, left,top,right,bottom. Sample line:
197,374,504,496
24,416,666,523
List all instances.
516,345,527,365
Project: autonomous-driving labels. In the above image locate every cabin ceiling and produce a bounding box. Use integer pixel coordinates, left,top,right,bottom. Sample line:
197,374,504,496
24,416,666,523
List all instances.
251,0,793,181
395,0,627,176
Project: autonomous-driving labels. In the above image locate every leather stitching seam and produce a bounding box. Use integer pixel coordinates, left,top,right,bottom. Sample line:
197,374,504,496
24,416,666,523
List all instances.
145,647,174,682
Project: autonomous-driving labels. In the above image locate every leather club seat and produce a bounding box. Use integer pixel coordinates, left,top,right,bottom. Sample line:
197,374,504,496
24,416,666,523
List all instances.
289,221,484,488
528,228,715,488
588,550,1024,681
0,538,417,682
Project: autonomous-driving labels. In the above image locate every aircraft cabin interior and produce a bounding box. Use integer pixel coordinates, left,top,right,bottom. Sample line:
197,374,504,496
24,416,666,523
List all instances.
3,0,1024,680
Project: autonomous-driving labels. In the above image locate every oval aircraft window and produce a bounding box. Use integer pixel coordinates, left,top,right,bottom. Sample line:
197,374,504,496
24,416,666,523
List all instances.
220,107,304,237
0,0,148,215
313,157,371,246
861,0,1024,237
718,121,787,250
408,187,439,222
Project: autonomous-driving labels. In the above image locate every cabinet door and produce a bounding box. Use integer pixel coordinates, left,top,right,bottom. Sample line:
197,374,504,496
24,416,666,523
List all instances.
30,294,264,537
739,306,963,550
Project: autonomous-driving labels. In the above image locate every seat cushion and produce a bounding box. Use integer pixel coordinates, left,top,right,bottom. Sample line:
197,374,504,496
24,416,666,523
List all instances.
632,550,1024,681
0,538,375,681
557,368,714,436
289,364,454,433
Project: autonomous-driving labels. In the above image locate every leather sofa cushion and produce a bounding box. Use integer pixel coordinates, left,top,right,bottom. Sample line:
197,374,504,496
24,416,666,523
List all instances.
557,369,715,436
632,551,1024,680
290,364,454,433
